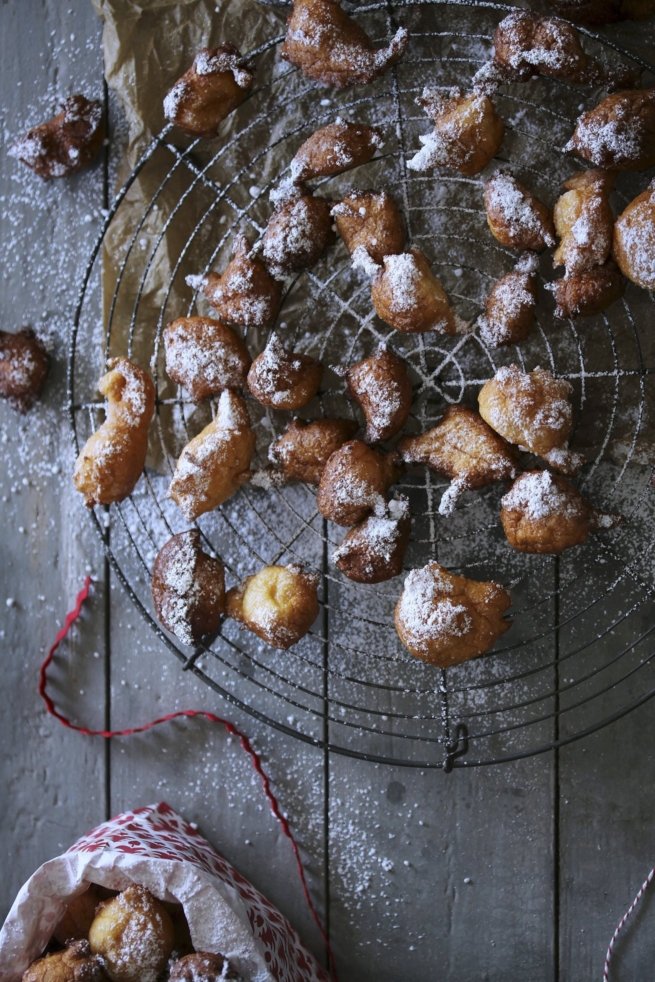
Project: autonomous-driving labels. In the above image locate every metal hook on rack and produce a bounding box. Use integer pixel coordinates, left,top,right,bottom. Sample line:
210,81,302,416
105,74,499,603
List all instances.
442,722,469,773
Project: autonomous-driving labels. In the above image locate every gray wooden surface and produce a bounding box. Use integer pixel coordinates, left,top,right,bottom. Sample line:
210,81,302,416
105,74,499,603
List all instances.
1,2,655,981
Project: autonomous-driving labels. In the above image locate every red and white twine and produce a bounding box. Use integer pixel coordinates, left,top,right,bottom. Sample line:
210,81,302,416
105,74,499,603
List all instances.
603,866,655,980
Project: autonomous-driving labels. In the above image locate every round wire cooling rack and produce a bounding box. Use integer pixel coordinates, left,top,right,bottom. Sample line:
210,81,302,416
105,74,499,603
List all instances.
68,0,655,769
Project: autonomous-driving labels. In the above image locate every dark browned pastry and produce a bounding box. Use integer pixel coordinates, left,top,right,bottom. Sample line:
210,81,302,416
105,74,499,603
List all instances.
193,235,282,331
53,886,103,945
152,530,226,645
478,254,538,347
281,0,408,88
261,191,334,279
226,563,319,648
551,262,625,318
247,333,322,410
334,496,410,583
547,0,654,23
332,189,406,266
22,940,108,982
501,470,619,554
317,439,400,526
613,181,655,290
565,90,655,172
88,886,175,982
553,169,615,275
269,417,358,485
9,94,105,179
0,328,49,411
346,344,412,442
484,173,555,252
398,405,517,515
289,121,383,181
169,952,240,981
371,248,459,335
163,46,253,137
408,87,504,175
164,316,251,400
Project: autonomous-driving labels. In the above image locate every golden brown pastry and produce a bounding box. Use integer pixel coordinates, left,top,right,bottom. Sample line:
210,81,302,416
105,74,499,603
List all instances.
53,886,103,945
168,952,240,981
565,90,655,172
163,46,253,137
547,0,654,23
73,358,155,507
152,530,225,645
226,563,319,648
394,561,511,667
281,0,408,88
501,469,618,553
478,364,583,474
88,886,175,982
0,328,49,411
261,191,334,279
484,173,555,252
317,439,400,526
478,254,538,347
334,496,410,583
613,181,655,290
164,316,251,400
169,389,255,520
346,345,412,442
192,236,281,331
407,87,504,175
289,121,383,181
22,940,108,982
553,170,614,274
9,95,105,179
371,249,459,335
268,417,358,485
398,405,517,515
550,262,625,318
247,333,322,410
332,189,405,267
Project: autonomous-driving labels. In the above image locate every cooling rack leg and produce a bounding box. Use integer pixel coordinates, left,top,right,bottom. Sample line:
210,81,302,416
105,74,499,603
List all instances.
442,723,470,773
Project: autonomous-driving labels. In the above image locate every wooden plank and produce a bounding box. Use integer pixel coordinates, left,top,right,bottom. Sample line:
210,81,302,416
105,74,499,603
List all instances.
0,0,107,917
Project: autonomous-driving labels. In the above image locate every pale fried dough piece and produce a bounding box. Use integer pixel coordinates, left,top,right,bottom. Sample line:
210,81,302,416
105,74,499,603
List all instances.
478,254,538,347
289,121,383,181
22,940,108,982
394,561,511,667
408,87,504,175
484,173,555,252
169,953,240,981
226,564,319,649
169,390,255,520
9,94,105,179
332,189,405,266
317,439,400,526
334,496,410,583
613,180,655,290
346,345,412,443
261,191,334,279
247,333,322,410
152,530,226,645
53,886,103,945
88,886,175,982
565,90,655,172
550,262,625,318
371,249,459,335
164,316,251,400
269,417,358,485
73,358,155,507
553,169,614,274
191,235,281,331
163,46,253,137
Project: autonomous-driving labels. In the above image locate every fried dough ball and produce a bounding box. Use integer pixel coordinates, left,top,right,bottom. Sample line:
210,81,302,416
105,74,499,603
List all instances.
169,952,240,981
566,90,655,172
407,87,504,175
332,189,405,266
334,496,410,583
550,262,625,318
371,249,459,335
53,886,103,945
169,389,255,520
547,0,655,23
281,0,408,88
478,254,538,347
192,236,282,331
88,886,175,982
261,191,334,279
501,469,618,553
553,169,614,275
346,344,412,443
226,563,319,649
613,181,655,290
398,405,517,515
9,95,105,180
247,333,322,409
394,561,511,667
317,439,400,526
269,417,358,485
484,173,555,252
164,316,251,400
478,364,583,474
23,940,108,982
289,121,383,181
73,358,155,508
152,530,225,645
0,328,49,411
490,11,609,84
163,46,253,137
